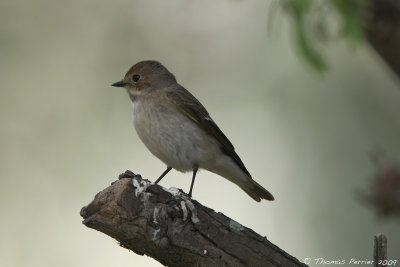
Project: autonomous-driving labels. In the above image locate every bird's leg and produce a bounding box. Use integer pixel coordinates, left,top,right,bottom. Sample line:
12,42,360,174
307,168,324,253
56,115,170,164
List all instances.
154,166,172,184
188,166,198,198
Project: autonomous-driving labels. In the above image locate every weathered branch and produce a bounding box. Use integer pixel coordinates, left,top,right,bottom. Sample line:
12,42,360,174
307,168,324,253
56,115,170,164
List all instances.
374,234,388,267
365,0,400,79
80,171,306,267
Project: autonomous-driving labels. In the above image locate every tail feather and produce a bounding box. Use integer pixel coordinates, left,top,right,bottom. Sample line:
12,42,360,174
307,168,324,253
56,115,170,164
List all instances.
207,155,275,202
240,178,275,202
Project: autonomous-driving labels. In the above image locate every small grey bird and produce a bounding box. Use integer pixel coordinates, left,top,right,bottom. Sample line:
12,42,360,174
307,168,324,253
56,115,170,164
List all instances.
112,60,274,202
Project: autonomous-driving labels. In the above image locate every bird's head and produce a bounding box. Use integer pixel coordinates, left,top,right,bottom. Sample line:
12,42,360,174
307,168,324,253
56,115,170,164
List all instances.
112,60,176,101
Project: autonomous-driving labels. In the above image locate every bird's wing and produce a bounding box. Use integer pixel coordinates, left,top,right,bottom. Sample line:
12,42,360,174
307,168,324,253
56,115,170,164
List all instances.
166,86,251,177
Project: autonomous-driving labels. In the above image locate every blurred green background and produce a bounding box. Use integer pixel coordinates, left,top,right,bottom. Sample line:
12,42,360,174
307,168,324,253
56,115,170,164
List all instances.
1,0,399,266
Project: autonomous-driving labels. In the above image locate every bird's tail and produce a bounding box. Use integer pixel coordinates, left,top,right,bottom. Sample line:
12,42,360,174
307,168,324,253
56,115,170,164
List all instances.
239,178,274,202
207,155,275,202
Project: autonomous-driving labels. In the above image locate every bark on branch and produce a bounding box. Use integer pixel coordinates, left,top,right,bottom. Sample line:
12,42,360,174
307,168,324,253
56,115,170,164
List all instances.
80,171,306,267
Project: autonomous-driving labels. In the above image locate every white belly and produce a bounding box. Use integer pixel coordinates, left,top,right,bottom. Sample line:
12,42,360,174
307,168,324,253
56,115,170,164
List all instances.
132,98,221,172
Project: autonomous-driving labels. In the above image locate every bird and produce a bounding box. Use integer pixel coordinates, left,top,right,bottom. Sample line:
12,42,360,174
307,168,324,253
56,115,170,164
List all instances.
112,60,274,202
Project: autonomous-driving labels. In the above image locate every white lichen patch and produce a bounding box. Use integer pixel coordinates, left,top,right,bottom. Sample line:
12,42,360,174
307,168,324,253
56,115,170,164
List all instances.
163,187,179,196
132,178,150,197
179,200,200,223
153,208,160,225
180,201,188,221
229,219,244,231
160,186,200,223
152,228,160,241
185,200,200,223
165,186,180,196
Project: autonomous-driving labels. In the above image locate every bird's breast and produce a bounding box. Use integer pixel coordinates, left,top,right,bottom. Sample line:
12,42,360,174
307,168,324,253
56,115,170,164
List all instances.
132,97,220,172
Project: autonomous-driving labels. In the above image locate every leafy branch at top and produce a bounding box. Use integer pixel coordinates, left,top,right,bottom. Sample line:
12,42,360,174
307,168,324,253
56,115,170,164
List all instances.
279,0,370,71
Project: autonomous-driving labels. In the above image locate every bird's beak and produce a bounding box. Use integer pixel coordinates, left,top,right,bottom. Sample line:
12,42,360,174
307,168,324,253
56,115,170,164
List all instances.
112,80,127,87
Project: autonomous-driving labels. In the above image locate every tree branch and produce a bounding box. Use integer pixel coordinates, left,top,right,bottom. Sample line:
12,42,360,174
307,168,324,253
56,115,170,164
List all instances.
365,0,400,79
374,234,388,267
80,171,307,267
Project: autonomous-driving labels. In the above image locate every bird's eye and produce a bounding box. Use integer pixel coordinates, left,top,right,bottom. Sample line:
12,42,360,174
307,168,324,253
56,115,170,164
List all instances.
132,74,140,82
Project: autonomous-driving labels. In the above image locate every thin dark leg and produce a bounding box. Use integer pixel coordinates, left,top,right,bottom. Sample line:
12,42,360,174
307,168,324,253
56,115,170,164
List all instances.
188,166,198,197
155,166,172,184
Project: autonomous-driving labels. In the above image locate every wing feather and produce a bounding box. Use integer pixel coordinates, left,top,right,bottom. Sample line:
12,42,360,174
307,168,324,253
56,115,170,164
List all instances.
166,86,251,177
